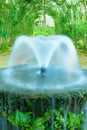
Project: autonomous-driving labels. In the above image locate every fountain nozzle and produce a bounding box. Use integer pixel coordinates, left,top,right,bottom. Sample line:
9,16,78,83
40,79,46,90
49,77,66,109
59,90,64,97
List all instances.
40,67,46,74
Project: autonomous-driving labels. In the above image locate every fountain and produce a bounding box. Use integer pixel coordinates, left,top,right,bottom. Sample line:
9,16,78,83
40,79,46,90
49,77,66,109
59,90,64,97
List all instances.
0,35,87,130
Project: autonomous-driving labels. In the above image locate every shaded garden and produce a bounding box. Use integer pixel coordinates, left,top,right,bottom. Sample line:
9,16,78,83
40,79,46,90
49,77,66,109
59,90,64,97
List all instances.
0,0,87,52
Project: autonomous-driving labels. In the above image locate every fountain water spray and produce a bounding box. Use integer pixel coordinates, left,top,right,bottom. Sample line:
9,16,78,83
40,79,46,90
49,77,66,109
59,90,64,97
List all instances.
5,35,85,93
8,35,80,69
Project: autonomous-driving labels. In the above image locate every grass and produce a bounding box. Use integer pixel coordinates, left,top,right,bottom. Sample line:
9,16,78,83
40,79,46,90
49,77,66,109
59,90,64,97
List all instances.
78,50,87,69
0,52,10,68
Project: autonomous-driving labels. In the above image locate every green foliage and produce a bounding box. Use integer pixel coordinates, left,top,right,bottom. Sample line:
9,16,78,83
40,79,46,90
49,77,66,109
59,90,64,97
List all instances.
54,109,64,129
45,0,87,48
67,111,84,130
8,109,84,130
34,25,55,36
8,110,46,130
0,0,87,51
8,110,32,126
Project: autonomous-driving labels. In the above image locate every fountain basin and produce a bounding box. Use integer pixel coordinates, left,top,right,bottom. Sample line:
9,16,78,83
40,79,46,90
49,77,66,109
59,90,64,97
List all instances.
0,64,87,97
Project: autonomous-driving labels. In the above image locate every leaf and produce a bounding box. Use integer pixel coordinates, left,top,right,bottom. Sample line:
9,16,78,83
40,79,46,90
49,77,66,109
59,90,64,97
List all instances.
15,110,32,125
